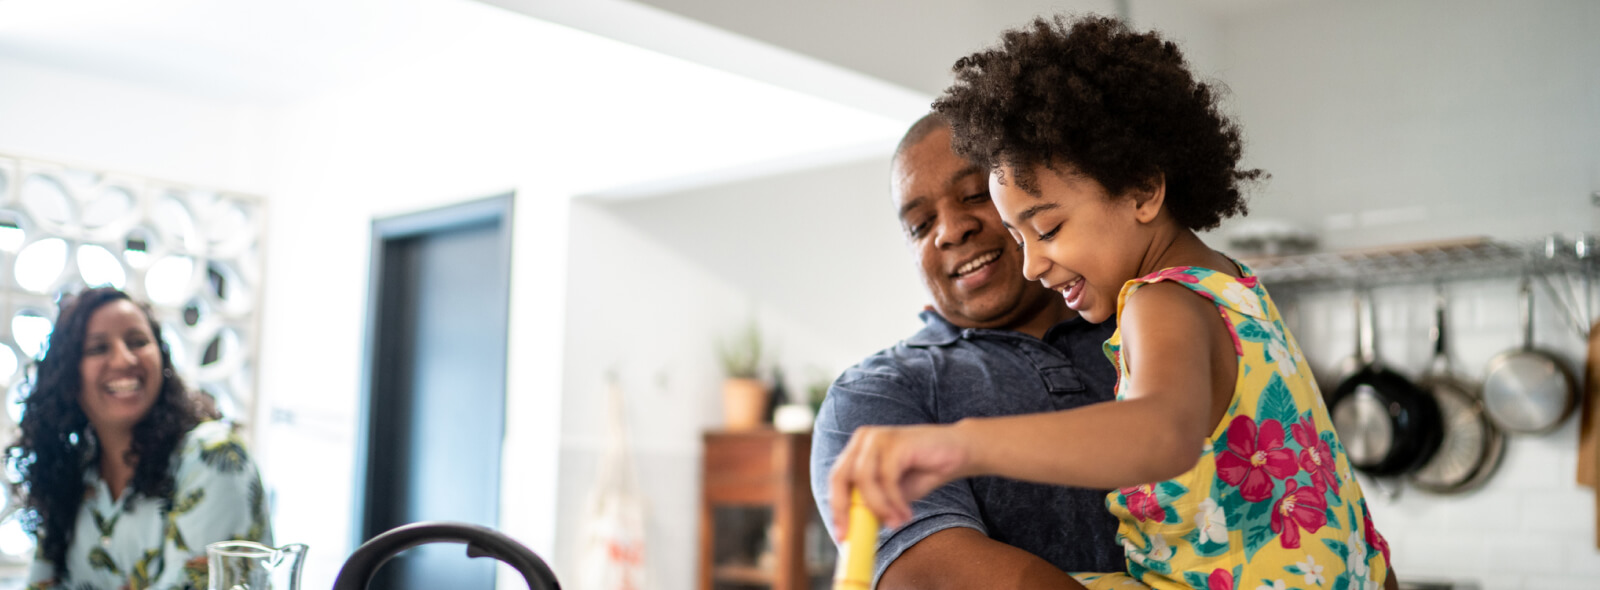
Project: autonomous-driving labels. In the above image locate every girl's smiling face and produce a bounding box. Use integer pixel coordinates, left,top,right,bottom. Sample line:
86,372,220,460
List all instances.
990,163,1166,324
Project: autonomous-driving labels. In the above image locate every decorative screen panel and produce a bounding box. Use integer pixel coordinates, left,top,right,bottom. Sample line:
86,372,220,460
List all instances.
0,154,266,434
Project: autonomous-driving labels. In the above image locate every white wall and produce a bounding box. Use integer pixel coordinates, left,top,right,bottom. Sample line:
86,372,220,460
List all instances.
0,56,273,194
1219,1,1600,588
1217,0,1600,250
555,156,929,590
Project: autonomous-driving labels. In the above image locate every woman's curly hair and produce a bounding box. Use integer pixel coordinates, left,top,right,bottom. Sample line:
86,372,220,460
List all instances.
932,15,1263,231
6,287,199,578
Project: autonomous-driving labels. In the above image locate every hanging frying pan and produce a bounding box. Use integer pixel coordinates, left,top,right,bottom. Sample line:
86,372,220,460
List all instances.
1409,289,1505,493
1330,291,1443,476
1482,277,1578,434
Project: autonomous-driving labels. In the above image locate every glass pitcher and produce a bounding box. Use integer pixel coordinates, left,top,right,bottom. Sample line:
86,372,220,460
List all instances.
206,540,308,590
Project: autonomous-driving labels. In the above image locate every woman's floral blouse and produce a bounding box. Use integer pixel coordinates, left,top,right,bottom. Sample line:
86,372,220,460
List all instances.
27,421,272,590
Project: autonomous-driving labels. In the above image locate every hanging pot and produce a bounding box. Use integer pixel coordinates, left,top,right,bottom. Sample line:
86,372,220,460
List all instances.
1482,276,1578,434
1408,289,1504,493
1329,290,1443,476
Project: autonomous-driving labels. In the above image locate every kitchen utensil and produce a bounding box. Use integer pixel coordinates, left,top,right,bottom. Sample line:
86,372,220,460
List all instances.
1482,277,1577,433
833,490,878,590
1578,319,1600,489
333,521,560,590
1410,290,1504,493
206,540,307,590
1330,291,1443,476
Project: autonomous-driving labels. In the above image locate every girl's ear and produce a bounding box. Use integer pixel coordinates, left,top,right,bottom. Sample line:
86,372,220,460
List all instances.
1130,173,1166,224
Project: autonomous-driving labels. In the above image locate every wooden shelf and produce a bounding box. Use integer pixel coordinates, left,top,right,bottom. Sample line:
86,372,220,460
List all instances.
713,564,775,585
700,430,823,590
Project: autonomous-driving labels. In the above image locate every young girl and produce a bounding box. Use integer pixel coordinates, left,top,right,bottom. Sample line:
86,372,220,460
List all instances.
827,16,1396,590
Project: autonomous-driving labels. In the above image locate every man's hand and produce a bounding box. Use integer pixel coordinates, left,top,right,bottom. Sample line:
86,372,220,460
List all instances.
879,528,1090,590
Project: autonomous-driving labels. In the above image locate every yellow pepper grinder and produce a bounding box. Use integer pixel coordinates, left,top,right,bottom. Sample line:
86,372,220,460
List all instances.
833,490,879,590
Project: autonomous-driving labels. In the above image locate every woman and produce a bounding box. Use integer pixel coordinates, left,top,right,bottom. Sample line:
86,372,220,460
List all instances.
8,287,271,590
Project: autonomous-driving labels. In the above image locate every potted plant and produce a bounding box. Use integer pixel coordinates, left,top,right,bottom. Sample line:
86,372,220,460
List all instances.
716,319,767,430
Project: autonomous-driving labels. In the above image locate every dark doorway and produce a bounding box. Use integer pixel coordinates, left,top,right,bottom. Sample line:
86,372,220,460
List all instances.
355,195,513,590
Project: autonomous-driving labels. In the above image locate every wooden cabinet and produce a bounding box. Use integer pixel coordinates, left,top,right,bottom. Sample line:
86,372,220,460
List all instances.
700,430,832,590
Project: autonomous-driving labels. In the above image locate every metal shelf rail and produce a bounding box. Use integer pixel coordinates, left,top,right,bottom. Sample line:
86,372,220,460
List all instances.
1241,235,1598,338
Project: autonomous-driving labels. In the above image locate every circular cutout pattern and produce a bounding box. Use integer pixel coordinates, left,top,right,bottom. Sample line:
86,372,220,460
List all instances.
83,186,134,228
20,174,71,226
0,211,27,253
144,255,195,306
10,310,50,360
0,344,18,382
14,238,67,293
77,244,127,289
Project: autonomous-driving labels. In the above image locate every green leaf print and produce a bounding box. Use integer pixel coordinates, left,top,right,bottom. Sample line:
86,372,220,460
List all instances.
1323,538,1350,561
87,547,120,575
92,508,123,540
1128,560,1150,581
200,439,250,474
1240,494,1275,560
171,488,206,515
1182,527,1231,558
1183,572,1211,588
1284,563,1304,575
1257,374,1299,429
1326,507,1342,529
1162,506,1181,525
1157,481,1188,500
130,548,161,590
1334,574,1352,590
1236,319,1274,342
1214,485,1249,527
1321,430,1344,455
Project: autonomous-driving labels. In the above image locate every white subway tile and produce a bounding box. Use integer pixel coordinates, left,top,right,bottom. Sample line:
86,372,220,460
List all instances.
1485,532,1567,574
1426,489,1523,532
1519,575,1599,589
1400,531,1496,574
1473,574,1524,590
1521,490,1594,534
1565,539,1600,576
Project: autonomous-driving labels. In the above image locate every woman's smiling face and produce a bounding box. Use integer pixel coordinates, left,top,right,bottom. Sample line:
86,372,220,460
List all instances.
77,299,164,435
990,163,1164,324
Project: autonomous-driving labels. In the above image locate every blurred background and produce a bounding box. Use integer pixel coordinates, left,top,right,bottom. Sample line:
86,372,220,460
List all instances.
0,1,1595,589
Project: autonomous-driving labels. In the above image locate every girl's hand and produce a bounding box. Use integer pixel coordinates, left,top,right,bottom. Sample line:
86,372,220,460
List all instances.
827,422,974,537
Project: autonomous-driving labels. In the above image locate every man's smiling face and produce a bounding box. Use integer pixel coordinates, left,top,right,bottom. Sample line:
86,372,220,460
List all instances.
892,126,1059,330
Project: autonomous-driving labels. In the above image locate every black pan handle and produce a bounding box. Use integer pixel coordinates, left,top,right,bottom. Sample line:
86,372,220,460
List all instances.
332,522,561,590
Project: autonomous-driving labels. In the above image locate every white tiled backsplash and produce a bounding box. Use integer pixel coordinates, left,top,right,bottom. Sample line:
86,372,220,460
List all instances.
1278,280,1600,589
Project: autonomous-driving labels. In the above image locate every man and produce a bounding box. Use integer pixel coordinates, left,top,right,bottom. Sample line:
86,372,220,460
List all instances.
811,113,1124,589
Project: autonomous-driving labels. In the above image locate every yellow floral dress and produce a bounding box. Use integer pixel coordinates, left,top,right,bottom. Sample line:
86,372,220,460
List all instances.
1074,264,1391,590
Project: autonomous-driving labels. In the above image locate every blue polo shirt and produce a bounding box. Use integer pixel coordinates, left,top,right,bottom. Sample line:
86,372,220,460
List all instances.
811,309,1125,587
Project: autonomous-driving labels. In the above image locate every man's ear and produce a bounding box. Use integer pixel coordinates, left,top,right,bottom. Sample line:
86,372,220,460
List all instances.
1130,173,1166,224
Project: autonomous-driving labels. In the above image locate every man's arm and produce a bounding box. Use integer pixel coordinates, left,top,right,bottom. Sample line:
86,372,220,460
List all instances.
879,528,1089,590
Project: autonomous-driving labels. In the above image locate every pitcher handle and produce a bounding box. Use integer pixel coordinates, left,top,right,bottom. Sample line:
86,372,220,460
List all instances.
332,522,560,590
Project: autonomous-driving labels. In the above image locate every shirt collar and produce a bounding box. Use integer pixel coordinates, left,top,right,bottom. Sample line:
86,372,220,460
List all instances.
906,308,1100,347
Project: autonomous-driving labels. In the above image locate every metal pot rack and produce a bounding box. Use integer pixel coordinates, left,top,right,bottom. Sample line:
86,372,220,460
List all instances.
1240,235,1598,339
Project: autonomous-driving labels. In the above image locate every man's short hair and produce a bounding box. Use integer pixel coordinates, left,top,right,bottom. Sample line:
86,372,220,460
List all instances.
893,112,950,163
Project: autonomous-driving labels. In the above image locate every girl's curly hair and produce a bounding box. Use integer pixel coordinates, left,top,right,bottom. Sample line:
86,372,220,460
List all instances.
6,287,199,579
932,15,1263,231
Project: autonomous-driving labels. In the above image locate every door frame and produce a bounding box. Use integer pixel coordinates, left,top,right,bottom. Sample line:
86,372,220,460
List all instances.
351,193,515,552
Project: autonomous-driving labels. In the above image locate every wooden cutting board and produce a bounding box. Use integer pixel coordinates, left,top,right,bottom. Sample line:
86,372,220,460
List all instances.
1580,321,1600,549
1580,322,1600,488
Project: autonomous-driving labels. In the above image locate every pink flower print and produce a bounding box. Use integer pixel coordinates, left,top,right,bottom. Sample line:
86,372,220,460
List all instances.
1270,479,1328,549
1121,484,1166,522
1216,416,1298,502
1208,568,1234,590
1146,267,1201,284
1362,503,1392,565
1237,275,1259,289
1292,417,1339,495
